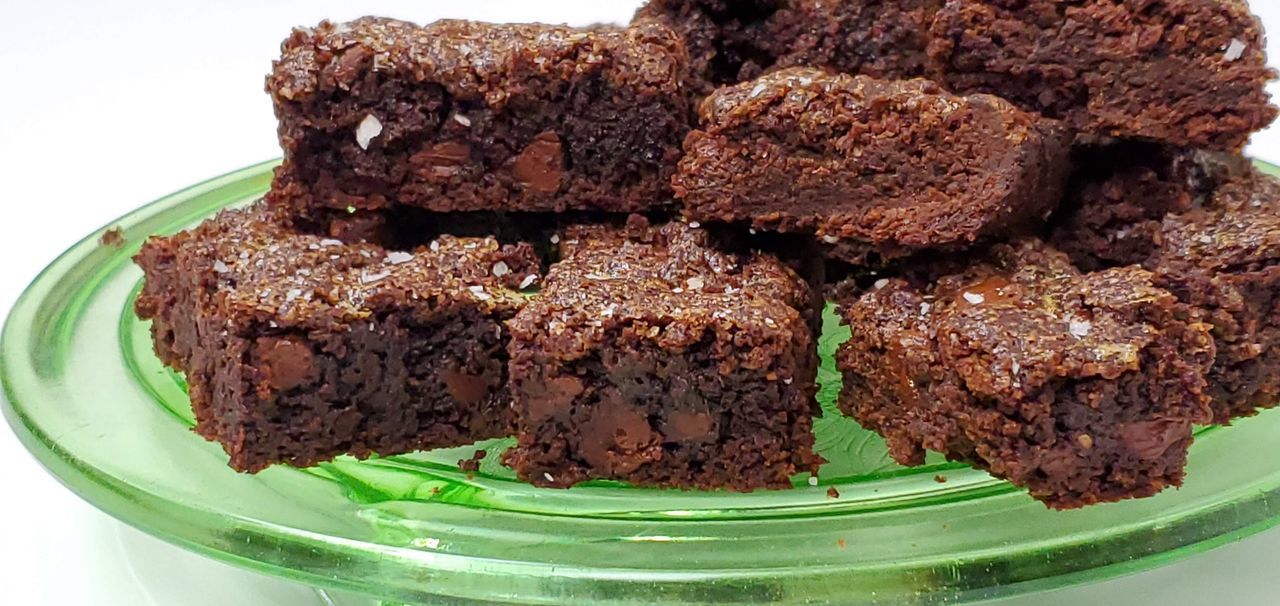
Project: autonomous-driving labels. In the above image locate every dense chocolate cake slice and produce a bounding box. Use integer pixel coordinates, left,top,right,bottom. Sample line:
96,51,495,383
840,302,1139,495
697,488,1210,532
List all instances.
674,68,1071,264
928,0,1277,149
266,17,691,233
836,239,1214,509
504,217,821,490
134,202,540,472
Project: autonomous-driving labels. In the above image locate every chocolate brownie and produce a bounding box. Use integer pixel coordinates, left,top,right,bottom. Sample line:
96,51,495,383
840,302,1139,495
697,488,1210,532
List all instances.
928,0,1277,149
266,17,690,226
1051,150,1280,421
504,217,822,490
837,239,1215,509
1050,142,1251,271
1145,172,1280,421
133,202,540,472
674,68,1071,264
633,0,942,96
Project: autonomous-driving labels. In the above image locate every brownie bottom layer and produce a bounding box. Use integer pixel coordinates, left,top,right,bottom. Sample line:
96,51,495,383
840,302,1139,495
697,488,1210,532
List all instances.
505,342,820,491
193,310,512,472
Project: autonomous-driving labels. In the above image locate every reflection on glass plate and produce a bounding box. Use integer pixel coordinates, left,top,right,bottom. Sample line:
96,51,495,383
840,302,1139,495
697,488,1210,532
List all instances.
4,160,1280,605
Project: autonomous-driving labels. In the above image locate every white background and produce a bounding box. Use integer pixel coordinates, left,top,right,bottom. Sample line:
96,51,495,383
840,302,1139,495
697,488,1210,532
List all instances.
2,2,1280,604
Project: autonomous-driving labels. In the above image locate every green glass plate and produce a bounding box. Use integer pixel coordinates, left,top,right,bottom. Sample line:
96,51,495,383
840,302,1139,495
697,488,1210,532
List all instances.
5,160,1280,606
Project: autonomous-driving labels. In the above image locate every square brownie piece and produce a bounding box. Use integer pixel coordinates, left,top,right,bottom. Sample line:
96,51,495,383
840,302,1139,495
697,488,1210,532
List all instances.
504,218,821,490
1049,142,1250,272
134,202,540,472
266,17,690,229
633,0,942,96
674,68,1071,264
1051,150,1280,421
928,0,1277,149
1146,172,1280,421
837,240,1214,509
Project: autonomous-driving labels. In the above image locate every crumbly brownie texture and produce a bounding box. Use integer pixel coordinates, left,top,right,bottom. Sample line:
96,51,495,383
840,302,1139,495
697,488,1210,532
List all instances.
134,202,541,472
633,0,941,96
928,0,1277,149
1050,143,1251,271
1145,173,1280,421
837,240,1215,509
505,218,821,490
266,17,690,222
674,68,1071,264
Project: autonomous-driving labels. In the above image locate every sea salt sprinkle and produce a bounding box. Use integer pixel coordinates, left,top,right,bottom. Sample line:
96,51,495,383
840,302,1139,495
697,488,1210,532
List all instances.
518,274,538,289
491,261,510,277
1225,38,1248,62
355,114,383,150
384,251,414,265
453,113,472,127
962,292,985,305
1068,318,1092,338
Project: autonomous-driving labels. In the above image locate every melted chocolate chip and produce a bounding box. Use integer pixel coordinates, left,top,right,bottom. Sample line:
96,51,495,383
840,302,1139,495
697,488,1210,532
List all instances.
513,132,563,193
256,337,315,391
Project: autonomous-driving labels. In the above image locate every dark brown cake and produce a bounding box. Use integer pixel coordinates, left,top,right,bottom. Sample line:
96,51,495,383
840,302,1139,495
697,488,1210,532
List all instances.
265,17,690,229
836,239,1215,509
1051,150,1280,421
133,202,541,472
928,0,1277,149
633,0,942,96
504,217,822,490
674,68,1072,264
1145,173,1280,421
1049,142,1251,271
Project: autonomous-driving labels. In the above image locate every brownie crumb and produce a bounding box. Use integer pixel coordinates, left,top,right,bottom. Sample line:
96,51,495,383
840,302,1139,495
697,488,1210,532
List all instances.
100,227,125,248
934,475,947,484
826,486,840,499
458,449,488,473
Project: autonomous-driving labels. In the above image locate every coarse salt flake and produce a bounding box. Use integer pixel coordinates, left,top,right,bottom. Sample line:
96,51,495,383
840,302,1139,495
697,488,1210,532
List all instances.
549,234,561,244
686,276,704,290
355,114,383,150
873,278,890,290
360,269,391,284
468,285,491,300
808,475,819,486
519,274,538,289
1068,318,1092,338
453,113,472,127
1225,38,1248,61
319,238,344,247
212,260,230,273
491,261,510,277
543,473,556,482
963,292,985,305
384,251,414,265
822,235,840,244
429,240,441,252
688,221,701,229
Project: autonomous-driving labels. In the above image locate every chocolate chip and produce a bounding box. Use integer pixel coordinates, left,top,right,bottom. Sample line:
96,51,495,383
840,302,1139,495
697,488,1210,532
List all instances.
513,132,563,193
440,369,493,405
663,410,716,442
329,46,370,88
579,400,657,474
524,375,584,421
1117,419,1192,459
256,337,315,391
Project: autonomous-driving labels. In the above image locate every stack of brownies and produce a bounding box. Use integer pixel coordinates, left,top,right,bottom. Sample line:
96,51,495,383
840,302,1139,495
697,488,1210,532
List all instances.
136,1,1280,509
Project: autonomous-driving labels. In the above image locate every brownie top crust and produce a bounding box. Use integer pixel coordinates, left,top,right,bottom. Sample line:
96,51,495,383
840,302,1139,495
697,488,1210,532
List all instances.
176,203,539,333
512,218,813,365
269,17,686,108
